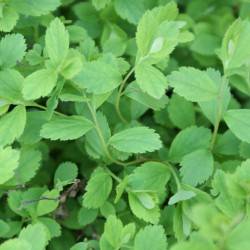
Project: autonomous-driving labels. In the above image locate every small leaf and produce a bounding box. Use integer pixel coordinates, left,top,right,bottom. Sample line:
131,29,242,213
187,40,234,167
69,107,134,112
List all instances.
224,109,250,143
0,34,26,68
109,127,162,154
40,115,94,141
45,18,69,66
83,168,112,208
134,225,167,250
168,67,219,102
180,149,214,186
22,69,58,100
168,190,196,205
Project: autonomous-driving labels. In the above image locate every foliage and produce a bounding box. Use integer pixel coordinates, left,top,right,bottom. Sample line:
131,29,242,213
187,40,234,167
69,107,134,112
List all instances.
1,0,250,250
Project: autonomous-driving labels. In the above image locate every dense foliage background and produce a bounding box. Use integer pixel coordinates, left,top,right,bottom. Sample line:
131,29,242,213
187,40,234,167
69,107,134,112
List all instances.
1,0,250,249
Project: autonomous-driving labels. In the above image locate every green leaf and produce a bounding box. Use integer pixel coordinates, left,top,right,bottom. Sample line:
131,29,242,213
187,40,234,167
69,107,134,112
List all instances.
0,34,26,68
92,0,111,10
0,105,26,147
74,59,122,94
38,217,61,239
168,126,211,163
169,190,196,205
168,94,195,129
224,109,250,143
0,69,24,104
9,0,61,16
168,67,219,102
109,127,162,154
180,149,214,186
125,82,168,111
100,201,116,218
37,189,60,216
0,6,18,32
6,148,41,186
78,207,98,226
54,162,78,186
135,62,167,99
134,225,167,250
83,167,112,208
19,223,48,250
40,115,93,141
0,239,31,250
128,162,170,192
22,69,58,100
114,0,145,25
128,193,160,224
45,18,69,66
0,220,10,237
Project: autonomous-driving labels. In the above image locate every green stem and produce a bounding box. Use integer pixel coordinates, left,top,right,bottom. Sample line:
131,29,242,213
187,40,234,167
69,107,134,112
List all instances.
104,166,122,183
163,161,182,191
115,67,135,123
26,103,67,117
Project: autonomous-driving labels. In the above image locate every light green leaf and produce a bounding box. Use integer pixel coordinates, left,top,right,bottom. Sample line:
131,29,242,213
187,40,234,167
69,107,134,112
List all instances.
6,148,41,186
168,126,211,163
168,94,195,129
0,239,31,250
54,162,78,186
19,223,48,250
0,34,26,68
114,0,145,25
109,127,162,154
0,69,24,104
9,0,61,16
100,201,116,218
134,225,167,250
224,109,250,143
74,59,122,94
40,115,93,141
37,189,60,216
125,82,168,111
0,6,18,32
0,105,26,147
135,62,167,99
180,149,214,186
168,190,196,205
38,217,61,239
45,18,69,66
128,193,160,224
168,67,219,102
22,69,58,100
0,220,10,237
128,162,170,192
83,167,112,208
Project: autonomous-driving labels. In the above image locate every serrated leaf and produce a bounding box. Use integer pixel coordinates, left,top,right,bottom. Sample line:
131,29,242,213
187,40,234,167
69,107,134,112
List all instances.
134,225,167,250
0,69,24,104
45,18,69,66
109,127,162,154
135,62,167,99
9,0,61,16
54,162,78,186
19,223,48,250
0,105,26,147
0,6,18,32
78,207,98,226
0,34,26,68
168,94,195,129
38,218,61,239
128,193,160,224
92,0,111,10
128,162,170,192
40,115,93,141
74,59,122,94
180,149,214,187
224,109,250,143
0,239,31,250
83,167,112,208
169,126,211,163
125,82,168,111
22,69,58,100
168,67,219,102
